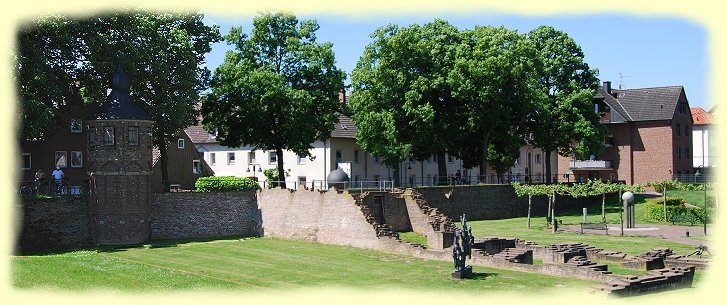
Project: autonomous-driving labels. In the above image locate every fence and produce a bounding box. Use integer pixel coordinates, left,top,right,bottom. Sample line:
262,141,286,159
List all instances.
672,174,714,184
18,180,88,196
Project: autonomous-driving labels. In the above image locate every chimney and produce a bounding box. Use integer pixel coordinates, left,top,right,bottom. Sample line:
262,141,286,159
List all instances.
338,90,347,107
603,81,612,95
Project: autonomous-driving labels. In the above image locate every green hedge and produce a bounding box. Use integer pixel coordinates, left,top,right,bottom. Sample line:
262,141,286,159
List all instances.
195,176,260,192
643,197,707,224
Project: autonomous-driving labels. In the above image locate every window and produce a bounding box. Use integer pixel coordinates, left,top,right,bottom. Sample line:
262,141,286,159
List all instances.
192,160,202,174
336,150,343,163
22,153,31,170
269,151,277,164
104,127,115,146
249,151,256,163
210,153,216,166
178,138,185,149
70,119,82,133
88,127,97,146
354,150,360,163
55,151,67,168
128,126,139,146
70,151,82,168
676,124,681,136
447,154,453,163
535,153,541,164
677,147,682,159
298,176,307,187
227,152,235,165
298,153,307,164
373,156,380,164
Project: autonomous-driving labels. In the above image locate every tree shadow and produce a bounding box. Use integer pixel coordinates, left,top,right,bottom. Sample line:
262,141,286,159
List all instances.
471,272,497,280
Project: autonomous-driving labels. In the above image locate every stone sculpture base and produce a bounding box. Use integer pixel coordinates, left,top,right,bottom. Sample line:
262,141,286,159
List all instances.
451,266,473,279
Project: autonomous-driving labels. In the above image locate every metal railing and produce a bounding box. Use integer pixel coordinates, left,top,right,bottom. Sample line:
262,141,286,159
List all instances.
18,180,87,196
672,174,714,184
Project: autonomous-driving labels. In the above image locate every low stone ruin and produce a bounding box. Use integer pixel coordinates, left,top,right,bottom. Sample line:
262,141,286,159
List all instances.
593,266,695,296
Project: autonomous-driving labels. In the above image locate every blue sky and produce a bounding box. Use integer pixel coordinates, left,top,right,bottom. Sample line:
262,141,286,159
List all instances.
203,12,710,110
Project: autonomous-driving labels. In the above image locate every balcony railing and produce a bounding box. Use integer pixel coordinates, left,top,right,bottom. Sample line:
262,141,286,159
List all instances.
570,160,613,169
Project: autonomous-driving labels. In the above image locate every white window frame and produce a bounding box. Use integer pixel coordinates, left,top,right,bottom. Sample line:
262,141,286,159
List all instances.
297,176,307,186
269,151,277,164
22,153,31,170
228,152,236,165
210,153,216,166
298,153,307,165
192,160,202,174
249,151,256,164
178,138,185,149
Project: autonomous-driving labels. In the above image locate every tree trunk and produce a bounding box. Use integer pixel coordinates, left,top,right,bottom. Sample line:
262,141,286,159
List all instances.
547,194,552,218
276,148,286,189
437,152,447,185
545,150,552,183
480,135,490,184
158,136,170,193
393,165,400,188
527,195,532,229
551,191,557,233
601,194,606,222
663,187,668,222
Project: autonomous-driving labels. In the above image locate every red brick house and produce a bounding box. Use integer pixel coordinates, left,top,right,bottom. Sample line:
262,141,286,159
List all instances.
557,81,694,185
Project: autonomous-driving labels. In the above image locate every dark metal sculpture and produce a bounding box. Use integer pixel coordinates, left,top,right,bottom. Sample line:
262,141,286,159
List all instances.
452,214,474,279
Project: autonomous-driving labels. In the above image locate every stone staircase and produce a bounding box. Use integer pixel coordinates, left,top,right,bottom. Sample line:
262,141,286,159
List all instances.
392,188,456,233
592,266,695,297
490,248,533,264
564,255,609,272
352,192,399,239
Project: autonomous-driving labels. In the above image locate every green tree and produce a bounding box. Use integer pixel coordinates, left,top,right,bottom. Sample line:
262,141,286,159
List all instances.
526,26,606,183
15,11,222,191
203,12,345,189
349,20,462,185
512,182,551,228
448,26,542,182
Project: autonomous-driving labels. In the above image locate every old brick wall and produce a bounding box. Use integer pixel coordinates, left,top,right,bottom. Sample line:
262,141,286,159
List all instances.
632,122,675,185
413,185,597,221
257,189,381,249
16,196,92,253
150,191,261,240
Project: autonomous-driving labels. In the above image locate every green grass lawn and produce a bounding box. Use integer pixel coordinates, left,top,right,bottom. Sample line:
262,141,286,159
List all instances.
12,237,599,293
666,189,713,208
398,231,428,246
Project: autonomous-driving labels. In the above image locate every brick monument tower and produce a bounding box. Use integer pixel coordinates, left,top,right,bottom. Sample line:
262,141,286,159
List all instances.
87,62,153,245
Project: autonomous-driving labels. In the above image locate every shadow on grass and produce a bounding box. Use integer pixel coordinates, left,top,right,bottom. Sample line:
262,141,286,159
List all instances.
470,272,497,280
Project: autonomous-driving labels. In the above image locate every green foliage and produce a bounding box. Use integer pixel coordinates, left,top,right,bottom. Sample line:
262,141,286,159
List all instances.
525,26,605,182
646,180,682,193
643,197,689,222
194,176,260,192
262,168,291,188
203,12,345,189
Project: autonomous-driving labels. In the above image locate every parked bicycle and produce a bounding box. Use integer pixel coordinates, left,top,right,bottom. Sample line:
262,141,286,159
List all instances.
19,179,54,196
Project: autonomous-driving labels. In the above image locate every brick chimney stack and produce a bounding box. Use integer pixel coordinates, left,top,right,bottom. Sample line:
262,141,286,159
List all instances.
338,90,347,107
603,81,612,95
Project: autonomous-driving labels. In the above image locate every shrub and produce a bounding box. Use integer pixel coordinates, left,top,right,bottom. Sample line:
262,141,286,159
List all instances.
195,176,260,192
643,197,704,223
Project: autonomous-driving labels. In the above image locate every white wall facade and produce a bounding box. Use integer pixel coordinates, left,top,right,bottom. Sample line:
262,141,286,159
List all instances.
692,125,715,168
195,137,553,188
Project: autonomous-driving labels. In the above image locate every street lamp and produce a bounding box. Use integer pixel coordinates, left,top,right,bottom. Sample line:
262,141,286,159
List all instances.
695,168,707,235
247,163,263,181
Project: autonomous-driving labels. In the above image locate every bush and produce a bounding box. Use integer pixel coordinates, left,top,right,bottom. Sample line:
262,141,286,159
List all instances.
643,197,706,223
195,176,260,192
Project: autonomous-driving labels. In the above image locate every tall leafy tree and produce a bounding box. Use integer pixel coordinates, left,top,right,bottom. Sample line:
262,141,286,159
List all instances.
349,20,461,185
15,11,222,190
526,25,606,183
448,26,543,182
202,12,345,189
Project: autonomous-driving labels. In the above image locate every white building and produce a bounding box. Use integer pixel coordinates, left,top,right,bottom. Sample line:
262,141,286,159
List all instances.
185,113,553,189
691,107,716,173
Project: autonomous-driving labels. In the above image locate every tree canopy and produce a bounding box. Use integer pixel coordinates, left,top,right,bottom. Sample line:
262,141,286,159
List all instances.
202,12,345,189
15,10,222,190
526,25,606,183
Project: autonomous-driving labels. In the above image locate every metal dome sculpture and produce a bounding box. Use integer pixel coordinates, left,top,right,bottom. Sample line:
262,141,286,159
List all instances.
326,169,349,191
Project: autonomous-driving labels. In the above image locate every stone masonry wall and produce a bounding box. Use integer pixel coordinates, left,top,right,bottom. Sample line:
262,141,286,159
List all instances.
150,191,261,240
16,196,92,253
257,189,381,249
414,185,599,221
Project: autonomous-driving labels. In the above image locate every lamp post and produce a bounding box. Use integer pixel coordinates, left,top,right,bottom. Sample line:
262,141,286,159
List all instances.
246,163,263,181
695,168,707,235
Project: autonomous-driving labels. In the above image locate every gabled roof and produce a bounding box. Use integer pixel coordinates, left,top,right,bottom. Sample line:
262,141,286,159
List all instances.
691,107,713,125
185,125,219,144
330,113,357,139
599,86,685,122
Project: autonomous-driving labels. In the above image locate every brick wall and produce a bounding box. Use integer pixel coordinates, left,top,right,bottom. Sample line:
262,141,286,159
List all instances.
150,191,261,240
16,196,92,253
257,189,381,249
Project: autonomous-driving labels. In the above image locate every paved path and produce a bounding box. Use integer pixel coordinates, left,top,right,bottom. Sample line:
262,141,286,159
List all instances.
561,223,710,247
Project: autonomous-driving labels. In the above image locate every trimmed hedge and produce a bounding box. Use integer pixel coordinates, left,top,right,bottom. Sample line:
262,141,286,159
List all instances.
643,197,707,224
195,176,260,192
